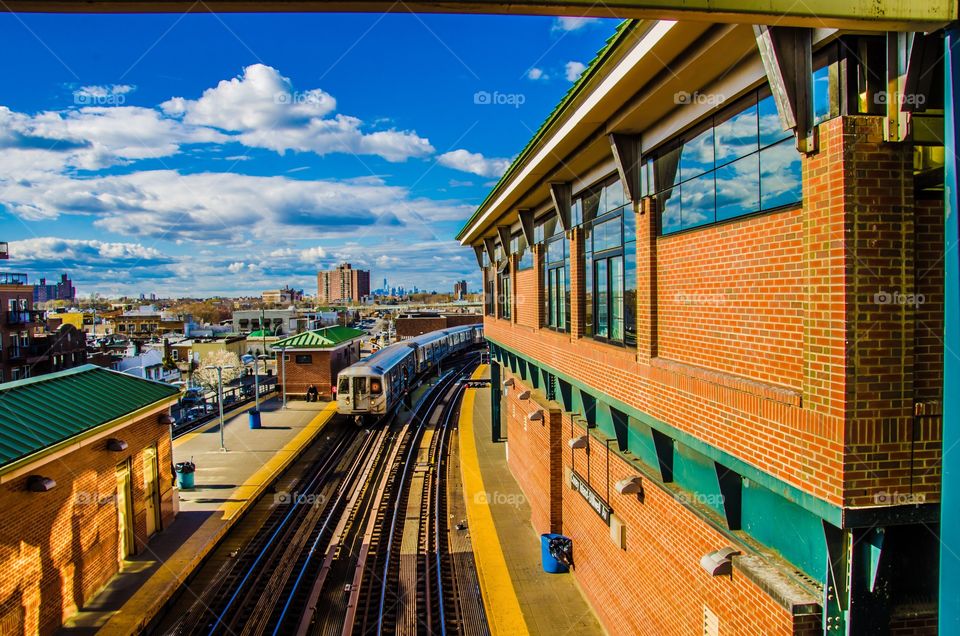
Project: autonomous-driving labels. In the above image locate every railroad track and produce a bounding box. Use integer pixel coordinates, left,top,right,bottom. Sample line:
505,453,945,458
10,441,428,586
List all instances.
163,352,488,636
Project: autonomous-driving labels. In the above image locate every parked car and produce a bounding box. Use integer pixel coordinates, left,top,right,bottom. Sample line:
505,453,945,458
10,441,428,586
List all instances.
180,386,205,406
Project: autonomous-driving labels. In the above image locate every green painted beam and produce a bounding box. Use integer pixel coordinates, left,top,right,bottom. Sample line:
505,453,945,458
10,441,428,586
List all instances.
4,0,952,30
487,334,844,526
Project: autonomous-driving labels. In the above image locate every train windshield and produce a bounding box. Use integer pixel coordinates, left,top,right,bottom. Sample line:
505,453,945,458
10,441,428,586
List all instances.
354,377,367,395
338,377,349,395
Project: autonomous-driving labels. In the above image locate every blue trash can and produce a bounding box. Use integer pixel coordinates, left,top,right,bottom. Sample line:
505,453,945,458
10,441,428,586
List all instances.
248,410,262,429
540,533,571,573
175,461,195,490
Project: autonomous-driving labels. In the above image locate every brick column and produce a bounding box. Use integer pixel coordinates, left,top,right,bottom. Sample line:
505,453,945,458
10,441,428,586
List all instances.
532,244,545,329
636,198,658,359
804,116,918,506
569,227,585,339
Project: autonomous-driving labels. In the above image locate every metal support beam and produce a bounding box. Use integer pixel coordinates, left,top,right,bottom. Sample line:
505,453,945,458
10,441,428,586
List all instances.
608,133,642,202
753,25,816,153
490,360,502,443
483,236,497,265
941,24,960,635
549,182,573,233
3,0,953,30
496,225,512,257
472,244,485,269
518,208,535,246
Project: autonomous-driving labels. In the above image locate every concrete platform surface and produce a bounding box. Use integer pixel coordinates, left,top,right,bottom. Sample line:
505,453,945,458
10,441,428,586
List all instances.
459,365,604,636
60,397,336,635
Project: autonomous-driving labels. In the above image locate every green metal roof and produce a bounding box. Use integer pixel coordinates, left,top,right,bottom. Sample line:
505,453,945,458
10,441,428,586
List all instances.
0,364,180,473
271,326,365,350
456,19,637,242
247,329,276,338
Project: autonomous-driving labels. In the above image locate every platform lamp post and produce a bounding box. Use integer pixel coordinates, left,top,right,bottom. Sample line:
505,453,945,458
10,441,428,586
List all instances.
205,364,235,452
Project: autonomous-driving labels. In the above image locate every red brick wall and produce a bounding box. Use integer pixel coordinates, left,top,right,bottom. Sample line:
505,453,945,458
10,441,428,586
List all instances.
486,116,943,510
502,373,817,636
278,344,359,399
515,268,539,329
657,207,804,390
0,409,176,635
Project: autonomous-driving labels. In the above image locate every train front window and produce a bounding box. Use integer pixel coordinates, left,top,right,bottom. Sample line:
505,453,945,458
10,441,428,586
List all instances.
338,377,350,395
370,379,383,395
354,377,367,395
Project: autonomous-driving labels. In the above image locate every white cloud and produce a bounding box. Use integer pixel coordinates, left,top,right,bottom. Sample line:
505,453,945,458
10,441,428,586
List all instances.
227,262,247,274
527,68,547,81
162,64,434,162
565,61,587,82
299,246,327,262
553,17,600,32
437,149,511,178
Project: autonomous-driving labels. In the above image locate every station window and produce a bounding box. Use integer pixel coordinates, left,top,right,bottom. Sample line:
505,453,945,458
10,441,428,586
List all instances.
585,209,637,346
295,354,312,364
512,232,533,271
646,88,802,235
544,233,569,331
498,266,512,319
484,267,495,316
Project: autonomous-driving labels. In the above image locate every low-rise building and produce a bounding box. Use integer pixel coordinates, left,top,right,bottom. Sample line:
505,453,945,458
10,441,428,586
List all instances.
115,348,180,383
0,365,180,634
261,286,303,306
395,312,482,339
232,309,301,336
272,326,364,400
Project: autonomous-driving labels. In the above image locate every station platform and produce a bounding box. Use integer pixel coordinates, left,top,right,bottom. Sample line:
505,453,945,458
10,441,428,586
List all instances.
458,366,604,636
61,397,337,635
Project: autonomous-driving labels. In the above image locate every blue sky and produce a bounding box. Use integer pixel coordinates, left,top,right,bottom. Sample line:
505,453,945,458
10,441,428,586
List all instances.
0,12,618,298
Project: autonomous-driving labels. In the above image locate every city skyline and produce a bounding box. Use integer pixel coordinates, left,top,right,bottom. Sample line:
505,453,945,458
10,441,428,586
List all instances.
0,12,618,298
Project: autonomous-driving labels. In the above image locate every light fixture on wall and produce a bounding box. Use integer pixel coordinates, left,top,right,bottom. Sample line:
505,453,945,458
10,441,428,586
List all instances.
528,409,544,422
159,414,175,427
568,435,588,449
518,390,531,400
699,547,740,577
106,438,129,452
502,378,515,388
615,475,644,495
27,475,56,492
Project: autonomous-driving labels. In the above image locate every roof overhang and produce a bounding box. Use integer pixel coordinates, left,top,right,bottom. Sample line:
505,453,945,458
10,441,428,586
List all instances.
457,20,845,246
0,398,178,482
2,0,953,30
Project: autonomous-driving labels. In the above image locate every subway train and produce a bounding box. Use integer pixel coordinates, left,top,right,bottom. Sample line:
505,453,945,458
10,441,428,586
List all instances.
336,324,484,422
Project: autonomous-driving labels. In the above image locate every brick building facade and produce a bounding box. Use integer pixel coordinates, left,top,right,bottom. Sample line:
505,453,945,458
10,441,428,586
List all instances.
0,366,179,634
316,263,370,304
273,326,364,399
458,20,945,635
1,274,42,384
395,313,482,339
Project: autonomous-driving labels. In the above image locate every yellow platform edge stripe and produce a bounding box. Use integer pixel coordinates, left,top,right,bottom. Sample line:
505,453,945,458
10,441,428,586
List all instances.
97,402,337,635
458,367,530,636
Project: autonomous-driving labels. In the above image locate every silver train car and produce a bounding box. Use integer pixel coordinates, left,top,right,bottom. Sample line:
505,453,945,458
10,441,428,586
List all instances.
336,324,483,421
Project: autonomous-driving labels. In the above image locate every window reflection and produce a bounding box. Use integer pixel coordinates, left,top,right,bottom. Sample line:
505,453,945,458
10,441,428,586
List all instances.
716,153,760,222
652,88,802,235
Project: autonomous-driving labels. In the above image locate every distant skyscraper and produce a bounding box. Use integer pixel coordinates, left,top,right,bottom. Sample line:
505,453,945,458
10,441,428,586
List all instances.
317,263,371,304
453,280,468,300
33,273,76,304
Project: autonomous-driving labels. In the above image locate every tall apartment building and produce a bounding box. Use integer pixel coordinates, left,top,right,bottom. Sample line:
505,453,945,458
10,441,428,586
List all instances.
33,273,76,304
0,271,40,384
453,280,468,300
316,263,370,304
458,20,947,634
